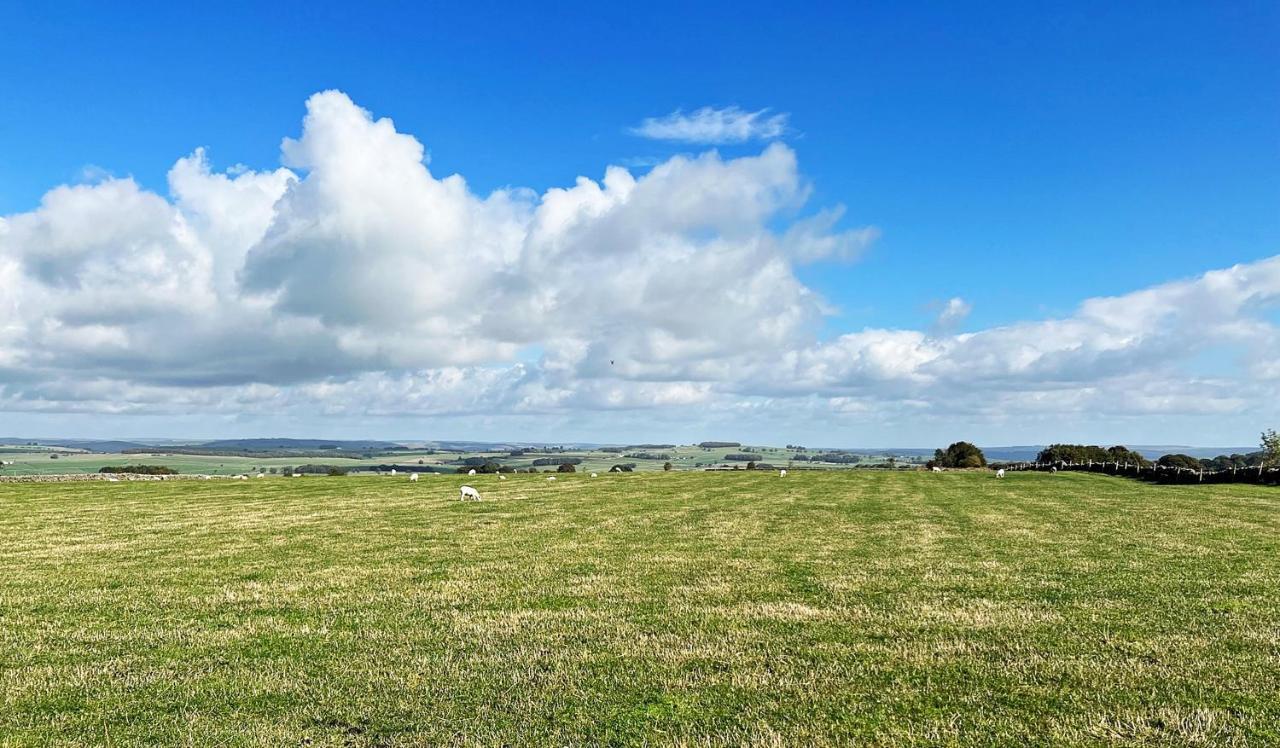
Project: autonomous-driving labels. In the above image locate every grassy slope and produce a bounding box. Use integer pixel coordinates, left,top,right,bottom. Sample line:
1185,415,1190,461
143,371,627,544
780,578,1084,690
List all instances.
1,472,1277,746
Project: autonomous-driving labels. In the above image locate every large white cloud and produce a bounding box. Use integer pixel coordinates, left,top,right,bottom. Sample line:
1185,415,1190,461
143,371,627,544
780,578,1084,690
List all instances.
1,90,1278,440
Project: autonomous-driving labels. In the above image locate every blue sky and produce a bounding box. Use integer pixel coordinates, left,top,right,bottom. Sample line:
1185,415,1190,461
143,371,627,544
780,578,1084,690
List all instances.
1,1,1277,445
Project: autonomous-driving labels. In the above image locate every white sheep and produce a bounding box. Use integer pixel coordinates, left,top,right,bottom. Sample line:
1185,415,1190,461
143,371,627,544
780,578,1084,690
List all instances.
459,485,481,501
256,473,265,478
547,476,557,481
499,474,507,480
468,469,477,476
779,469,787,477
409,473,418,482
590,472,598,478
390,469,397,476
996,469,1005,478
931,466,943,473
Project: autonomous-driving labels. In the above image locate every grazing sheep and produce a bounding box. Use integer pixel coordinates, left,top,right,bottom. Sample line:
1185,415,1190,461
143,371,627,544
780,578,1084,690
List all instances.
779,469,787,477
459,485,481,501
547,476,557,481
390,469,397,476
409,473,418,482
590,472,598,478
256,473,265,478
499,475,507,480
931,466,943,473
468,469,477,476
996,469,1006,478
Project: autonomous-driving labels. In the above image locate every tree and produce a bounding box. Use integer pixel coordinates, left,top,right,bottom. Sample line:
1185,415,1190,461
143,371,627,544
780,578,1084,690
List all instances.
932,441,986,469
746,461,756,470
1157,454,1201,470
557,462,576,473
663,461,673,472
1262,429,1280,467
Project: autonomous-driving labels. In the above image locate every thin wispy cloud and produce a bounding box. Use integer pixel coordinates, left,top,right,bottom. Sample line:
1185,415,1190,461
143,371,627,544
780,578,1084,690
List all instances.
630,106,789,144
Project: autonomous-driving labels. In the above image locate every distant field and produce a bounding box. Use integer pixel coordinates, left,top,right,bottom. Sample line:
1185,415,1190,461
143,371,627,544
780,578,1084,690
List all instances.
2,472,1276,745
0,444,910,476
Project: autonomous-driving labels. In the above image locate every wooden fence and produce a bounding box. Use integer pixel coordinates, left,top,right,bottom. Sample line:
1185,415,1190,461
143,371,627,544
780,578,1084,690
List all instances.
1005,460,1280,486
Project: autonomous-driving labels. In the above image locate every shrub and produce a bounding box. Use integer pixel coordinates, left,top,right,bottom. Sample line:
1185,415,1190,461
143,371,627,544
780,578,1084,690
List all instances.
609,464,634,473
99,465,177,475
932,442,986,469
1157,454,1202,470
557,463,576,473
811,452,860,464
532,457,583,466
1036,444,1150,466
663,462,673,472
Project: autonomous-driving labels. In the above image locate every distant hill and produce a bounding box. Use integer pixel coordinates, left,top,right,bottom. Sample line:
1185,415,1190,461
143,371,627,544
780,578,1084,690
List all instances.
196,439,405,452
0,438,151,453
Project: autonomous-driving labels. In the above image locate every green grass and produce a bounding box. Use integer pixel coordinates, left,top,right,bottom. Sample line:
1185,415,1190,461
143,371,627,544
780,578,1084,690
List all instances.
1,472,1277,746
0,443,909,477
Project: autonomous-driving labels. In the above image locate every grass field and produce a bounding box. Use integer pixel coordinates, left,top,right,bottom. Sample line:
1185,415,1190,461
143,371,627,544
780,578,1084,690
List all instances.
2,472,1277,745
0,443,911,477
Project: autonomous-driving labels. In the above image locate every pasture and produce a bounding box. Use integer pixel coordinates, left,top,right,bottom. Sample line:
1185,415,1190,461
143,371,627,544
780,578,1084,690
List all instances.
1,471,1277,745
0,443,907,477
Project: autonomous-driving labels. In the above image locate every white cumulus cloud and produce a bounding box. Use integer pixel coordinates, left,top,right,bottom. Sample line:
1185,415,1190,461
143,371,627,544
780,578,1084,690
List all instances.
0,90,1277,443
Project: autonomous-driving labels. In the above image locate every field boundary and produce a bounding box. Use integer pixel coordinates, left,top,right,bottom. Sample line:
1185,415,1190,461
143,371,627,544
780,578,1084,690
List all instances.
1007,460,1280,486
0,473,231,483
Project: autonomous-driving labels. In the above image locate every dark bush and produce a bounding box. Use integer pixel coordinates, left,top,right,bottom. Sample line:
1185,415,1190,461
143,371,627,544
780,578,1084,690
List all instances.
1157,454,1202,470
99,465,177,475
1036,444,1151,466
932,442,986,469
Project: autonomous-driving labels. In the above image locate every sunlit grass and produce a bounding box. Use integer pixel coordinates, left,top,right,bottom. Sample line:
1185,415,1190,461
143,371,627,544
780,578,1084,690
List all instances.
1,471,1277,745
